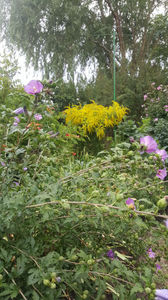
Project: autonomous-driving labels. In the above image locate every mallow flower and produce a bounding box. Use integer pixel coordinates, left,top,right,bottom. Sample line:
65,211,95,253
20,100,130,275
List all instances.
156,168,167,180
13,107,24,114
140,136,158,153
34,113,42,120
126,198,136,210
155,149,168,161
147,248,155,259
107,249,115,259
24,80,43,95
155,289,168,300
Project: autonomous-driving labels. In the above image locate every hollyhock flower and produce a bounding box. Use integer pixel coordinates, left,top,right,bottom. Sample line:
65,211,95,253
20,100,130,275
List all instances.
24,80,43,95
144,94,148,100
155,289,168,300
155,149,168,161
147,248,155,259
34,113,42,120
156,168,167,180
156,264,161,272
13,107,24,114
140,136,158,153
107,249,115,259
164,219,168,229
126,198,136,210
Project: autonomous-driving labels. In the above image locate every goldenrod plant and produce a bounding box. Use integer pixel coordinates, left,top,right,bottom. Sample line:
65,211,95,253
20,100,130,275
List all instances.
64,100,128,139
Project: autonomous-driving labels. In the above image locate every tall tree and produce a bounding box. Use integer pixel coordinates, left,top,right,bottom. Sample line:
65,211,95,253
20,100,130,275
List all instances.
0,0,167,78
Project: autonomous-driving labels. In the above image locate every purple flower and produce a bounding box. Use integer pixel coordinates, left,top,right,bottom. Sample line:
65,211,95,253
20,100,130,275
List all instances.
13,122,18,126
34,113,42,120
164,105,168,108
154,118,158,122
24,80,43,95
140,136,158,154
156,264,161,272
23,167,28,171
56,277,61,283
150,99,154,102
155,289,168,300
144,94,148,100
151,82,155,86
164,219,168,229
1,161,5,167
107,249,115,259
155,149,168,161
157,86,162,90
156,168,167,180
165,108,168,112
13,181,19,186
13,107,24,114
147,248,155,259
126,198,136,210
14,116,20,123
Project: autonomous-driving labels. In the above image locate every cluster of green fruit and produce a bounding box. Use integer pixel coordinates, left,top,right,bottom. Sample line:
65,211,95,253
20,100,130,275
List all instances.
43,272,61,289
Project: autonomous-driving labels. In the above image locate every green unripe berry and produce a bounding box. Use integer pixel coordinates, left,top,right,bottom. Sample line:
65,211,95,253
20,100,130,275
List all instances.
50,283,56,289
51,272,56,278
157,198,167,209
151,283,156,289
145,287,151,294
58,256,64,261
70,255,78,261
43,279,50,286
0,274,3,281
87,259,95,265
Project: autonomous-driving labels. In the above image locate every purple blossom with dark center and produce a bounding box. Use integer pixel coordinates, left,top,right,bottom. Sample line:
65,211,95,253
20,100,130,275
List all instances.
155,289,168,300
34,113,42,120
107,249,115,259
156,264,161,272
155,149,168,161
164,219,168,229
126,198,136,210
24,80,43,95
147,248,155,259
140,136,158,153
13,107,24,114
156,168,167,180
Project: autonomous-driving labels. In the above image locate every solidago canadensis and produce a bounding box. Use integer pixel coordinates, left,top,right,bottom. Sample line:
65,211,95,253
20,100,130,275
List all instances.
64,101,128,139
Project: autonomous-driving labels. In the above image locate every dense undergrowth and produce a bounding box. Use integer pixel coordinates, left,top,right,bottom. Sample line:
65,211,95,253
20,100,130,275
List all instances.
0,80,168,300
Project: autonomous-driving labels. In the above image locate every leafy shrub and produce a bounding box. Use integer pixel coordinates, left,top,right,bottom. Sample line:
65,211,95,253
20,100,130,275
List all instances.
141,84,168,148
0,80,167,299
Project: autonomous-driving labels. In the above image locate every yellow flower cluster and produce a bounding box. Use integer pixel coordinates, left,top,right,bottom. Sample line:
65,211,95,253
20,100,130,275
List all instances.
64,101,128,139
